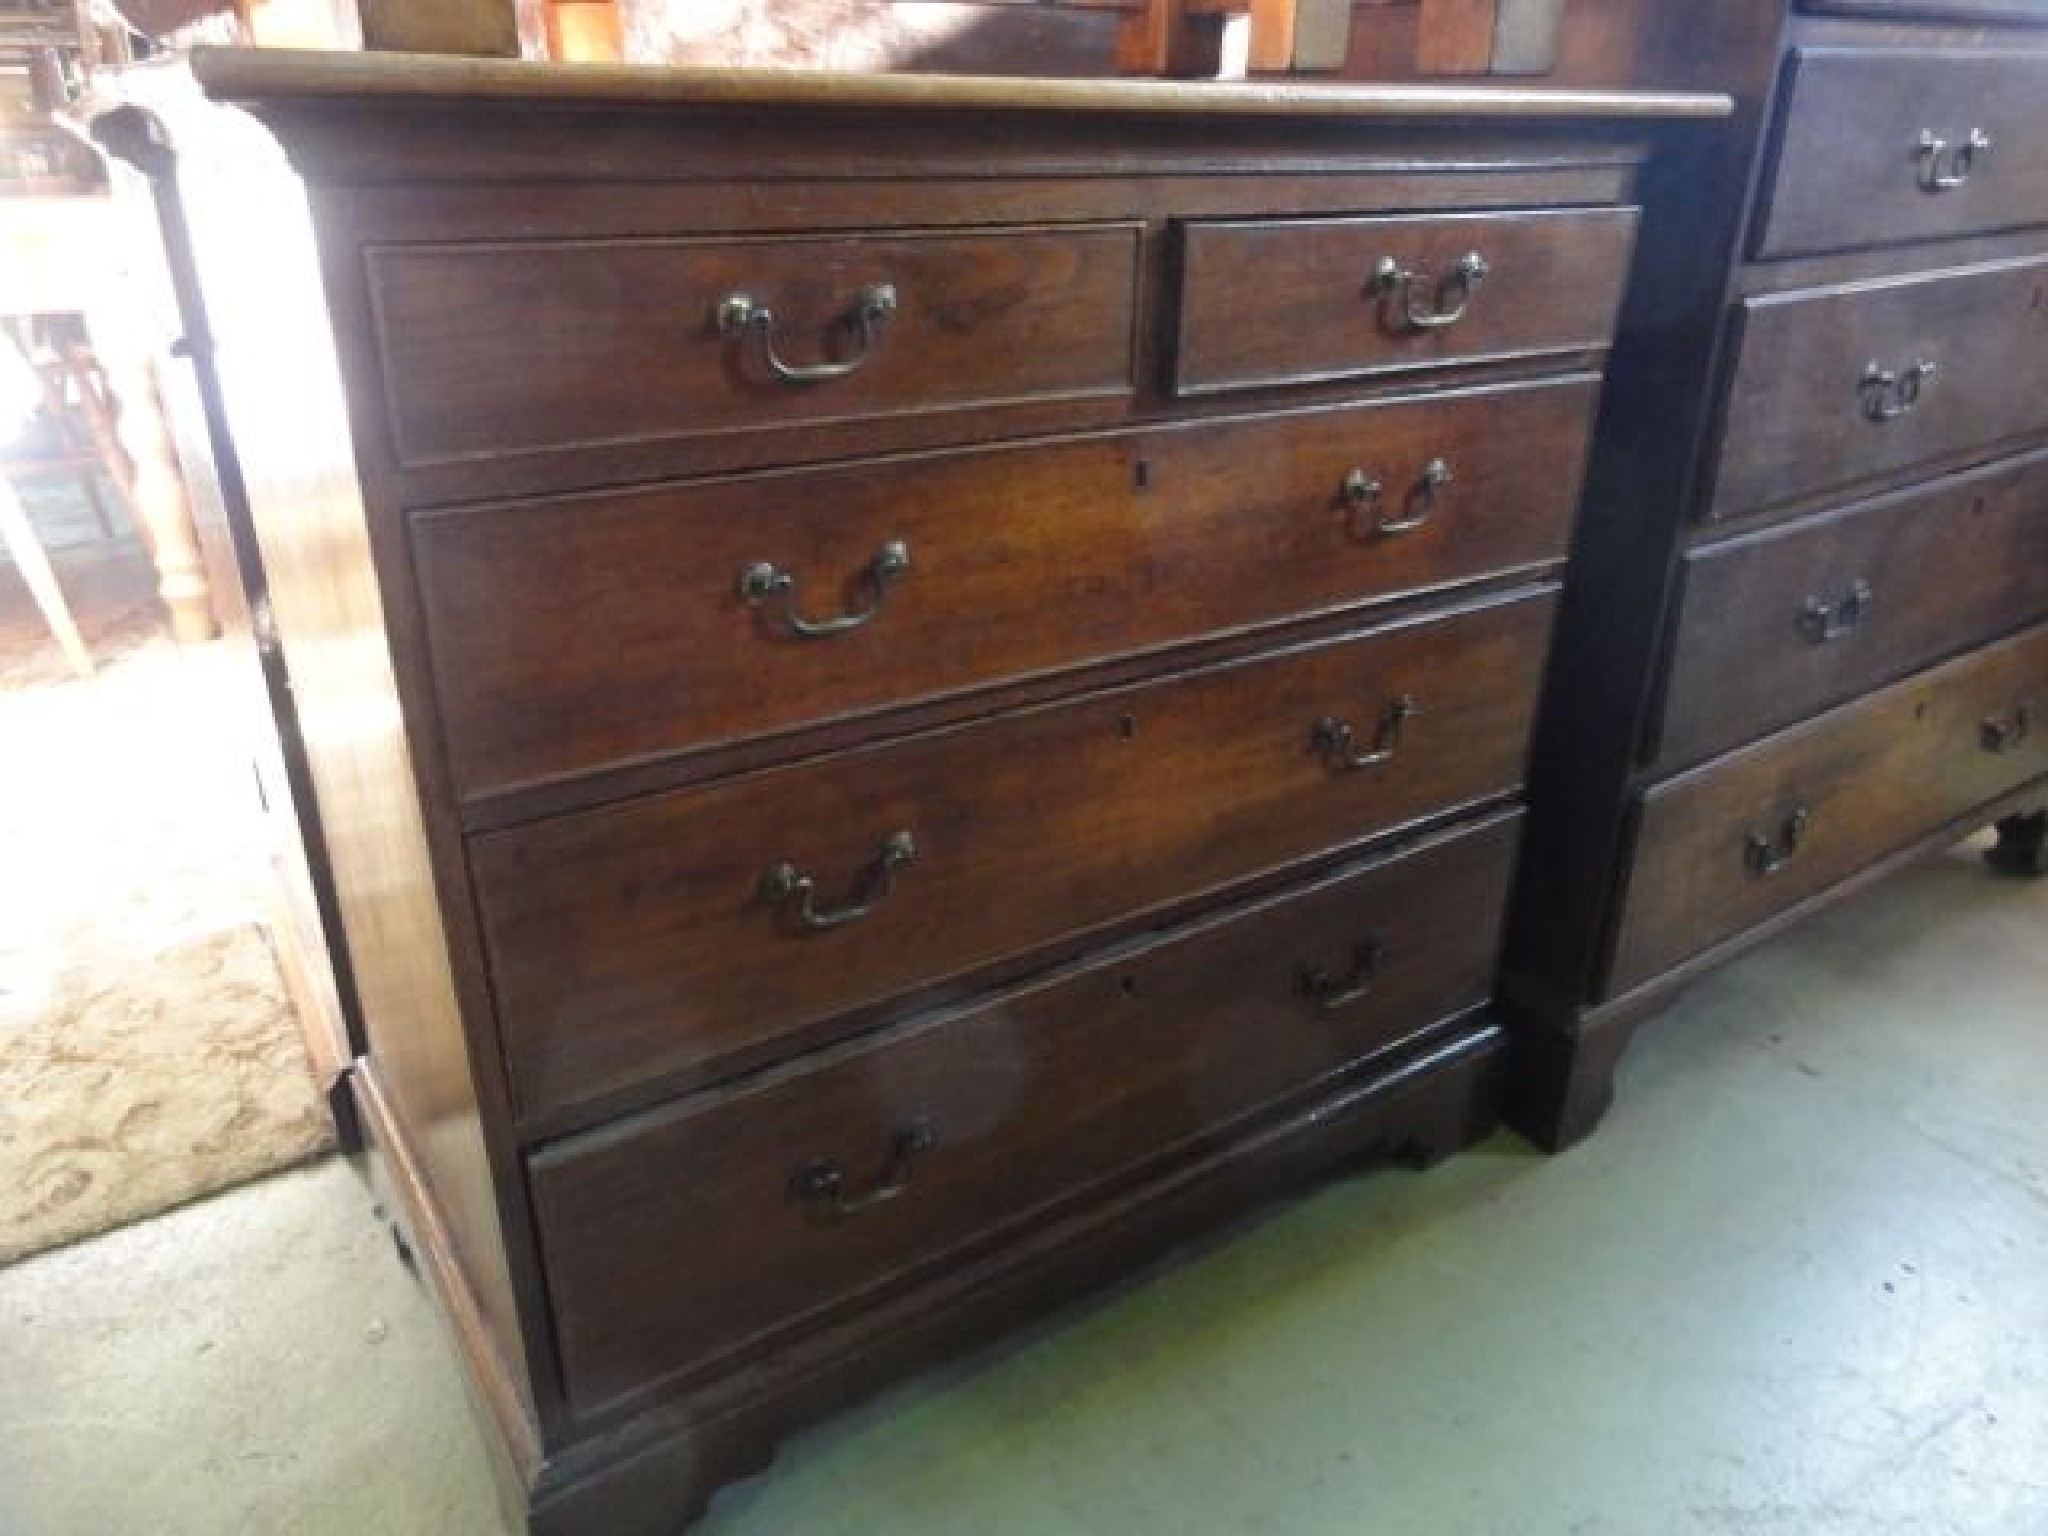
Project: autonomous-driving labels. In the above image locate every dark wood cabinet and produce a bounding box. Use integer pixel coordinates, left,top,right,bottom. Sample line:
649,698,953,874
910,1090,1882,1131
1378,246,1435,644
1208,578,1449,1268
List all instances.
107,51,1718,1536
1502,1,2048,1150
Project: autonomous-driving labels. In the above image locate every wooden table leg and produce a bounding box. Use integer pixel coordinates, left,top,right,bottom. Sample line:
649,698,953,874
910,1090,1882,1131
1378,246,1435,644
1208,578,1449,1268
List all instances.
95,342,218,644
0,470,93,677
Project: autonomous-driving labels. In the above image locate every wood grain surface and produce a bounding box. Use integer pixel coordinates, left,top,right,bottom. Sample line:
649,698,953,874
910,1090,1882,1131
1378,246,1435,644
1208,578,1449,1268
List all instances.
475,588,1555,1124
415,376,1596,799
530,811,1520,1418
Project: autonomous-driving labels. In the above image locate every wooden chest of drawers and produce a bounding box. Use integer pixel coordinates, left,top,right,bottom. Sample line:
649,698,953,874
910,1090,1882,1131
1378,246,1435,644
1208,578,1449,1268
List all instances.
1501,2,2048,1148
115,50,1716,1534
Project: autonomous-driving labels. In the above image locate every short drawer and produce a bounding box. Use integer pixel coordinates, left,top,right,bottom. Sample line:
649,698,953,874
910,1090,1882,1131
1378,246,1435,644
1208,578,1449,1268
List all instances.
1609,620,2048,993
1756,49,2048,261
1658,446,2048,770
1710,254,2048,524
367,224,1140,473
530,810,1521,1417
418,376,1598,800
1172,208,1636,396
474,588,1556,1124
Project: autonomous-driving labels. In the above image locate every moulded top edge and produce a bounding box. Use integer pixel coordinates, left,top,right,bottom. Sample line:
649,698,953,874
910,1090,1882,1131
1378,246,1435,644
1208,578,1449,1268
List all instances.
188,46,1733,125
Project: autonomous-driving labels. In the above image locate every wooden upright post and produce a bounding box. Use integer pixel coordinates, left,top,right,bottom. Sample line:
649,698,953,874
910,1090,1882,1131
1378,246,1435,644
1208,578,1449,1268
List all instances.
1414,0,1499,73
1248,0,1353,72
1116,0,1226,76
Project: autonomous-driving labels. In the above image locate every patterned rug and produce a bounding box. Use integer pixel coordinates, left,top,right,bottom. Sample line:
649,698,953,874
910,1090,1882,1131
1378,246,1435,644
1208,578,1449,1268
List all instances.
0,489,333,1265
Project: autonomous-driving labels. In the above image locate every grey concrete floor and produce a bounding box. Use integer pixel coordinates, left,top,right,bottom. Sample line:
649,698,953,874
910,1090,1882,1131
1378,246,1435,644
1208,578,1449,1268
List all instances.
3,838,2044,1536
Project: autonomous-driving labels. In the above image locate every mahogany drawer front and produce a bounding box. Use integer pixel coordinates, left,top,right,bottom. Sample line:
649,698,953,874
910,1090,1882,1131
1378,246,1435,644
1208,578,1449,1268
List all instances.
1799,0,2048,19
1171,208,1637,396
530,810,1521,1417
1609,620,2048,993
417,377,1598,801
367,224,1141,474
1658,447,2048,771
1710,255,2048,525
1756,50,2048,261
474,588,1557,1124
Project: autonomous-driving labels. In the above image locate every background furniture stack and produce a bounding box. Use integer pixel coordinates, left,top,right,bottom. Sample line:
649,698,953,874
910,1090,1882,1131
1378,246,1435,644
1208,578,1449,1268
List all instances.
113,47,1719,1534
1114,0,1568,77
1502,0,2048,1148
1,0,93,109
94,0,1577,77
0,311,125,677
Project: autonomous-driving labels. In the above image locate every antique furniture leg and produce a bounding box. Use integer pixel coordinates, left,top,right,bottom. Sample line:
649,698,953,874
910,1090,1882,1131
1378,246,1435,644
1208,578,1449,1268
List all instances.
0,470,94,676
13,322,122,538
1987,812,2048,878
1,196,214,644
95,339,217,643
1503,1000,1646,1154
57,340,137,537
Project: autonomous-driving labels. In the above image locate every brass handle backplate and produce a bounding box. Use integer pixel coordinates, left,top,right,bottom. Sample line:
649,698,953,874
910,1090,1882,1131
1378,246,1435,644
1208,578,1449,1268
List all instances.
1916,128,1992,193
1982,704,2033,756
1798,579,1875,645
1745,804,1812,879
1340,467,1384,518
1861,359,1938,423
792,1118,936,1220
717,281,898,384
761,830,917,933
1314,695,1419,771
739,539,911,640
1370,251,1489,333
1299,937,1386,1012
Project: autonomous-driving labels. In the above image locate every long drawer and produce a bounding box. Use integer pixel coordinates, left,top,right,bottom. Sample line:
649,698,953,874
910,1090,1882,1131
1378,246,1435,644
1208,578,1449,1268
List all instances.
1756,49,2048,261
1172,208,1636,395
529,810,1521,1418
1609,621,2048,993
417,376,1598,800
1657,446,2048,770
1710,254,2048,524
367,224,1141,476
474,588,1557,1123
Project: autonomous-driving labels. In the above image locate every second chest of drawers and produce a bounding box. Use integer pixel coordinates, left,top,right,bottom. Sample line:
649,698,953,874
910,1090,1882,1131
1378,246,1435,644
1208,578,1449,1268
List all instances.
1501,3,2048,1150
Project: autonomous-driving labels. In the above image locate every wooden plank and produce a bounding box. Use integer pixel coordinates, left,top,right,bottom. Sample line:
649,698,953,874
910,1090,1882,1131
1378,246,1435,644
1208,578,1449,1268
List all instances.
1115,0,1226,75
1414,0,1497,73
1248,0,1352,71
357,0,519,56
1490,0,1564,74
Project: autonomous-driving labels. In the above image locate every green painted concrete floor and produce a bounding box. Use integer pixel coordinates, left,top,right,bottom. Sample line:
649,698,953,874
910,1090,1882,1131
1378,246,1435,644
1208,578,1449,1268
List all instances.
3,838,2044,1536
